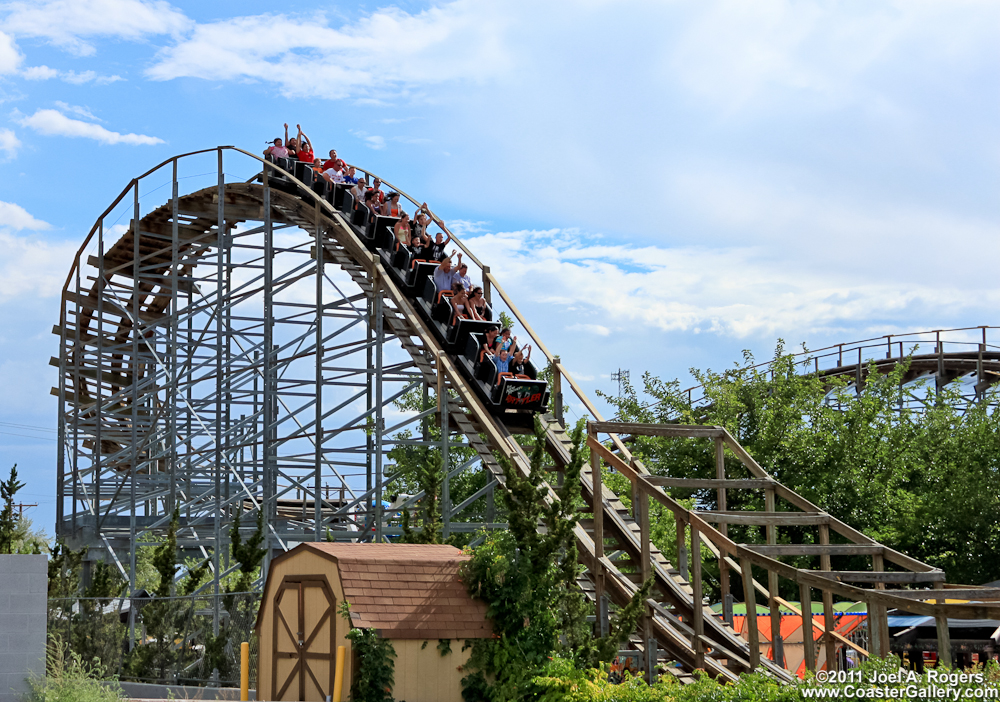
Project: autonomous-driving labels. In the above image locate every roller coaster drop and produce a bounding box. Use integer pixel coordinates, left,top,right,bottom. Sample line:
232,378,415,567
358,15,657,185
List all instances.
55,147,1000,684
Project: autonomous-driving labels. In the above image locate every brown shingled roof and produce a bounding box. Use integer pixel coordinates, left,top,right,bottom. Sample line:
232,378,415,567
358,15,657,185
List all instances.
304,543,492,640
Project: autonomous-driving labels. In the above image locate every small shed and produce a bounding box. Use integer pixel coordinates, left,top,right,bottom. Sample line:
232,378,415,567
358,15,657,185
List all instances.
255,543,492,702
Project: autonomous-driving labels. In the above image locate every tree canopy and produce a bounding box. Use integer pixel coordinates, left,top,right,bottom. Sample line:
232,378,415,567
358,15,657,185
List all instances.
600,341,1000,587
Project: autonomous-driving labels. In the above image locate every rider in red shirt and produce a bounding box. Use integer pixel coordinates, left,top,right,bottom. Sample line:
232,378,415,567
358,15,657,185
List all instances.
295,124,315,162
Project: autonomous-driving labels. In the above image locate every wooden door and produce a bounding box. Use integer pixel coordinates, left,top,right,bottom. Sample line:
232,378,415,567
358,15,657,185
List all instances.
272,574,336,701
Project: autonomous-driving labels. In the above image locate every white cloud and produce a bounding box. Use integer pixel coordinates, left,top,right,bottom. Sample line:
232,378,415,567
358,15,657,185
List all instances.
22,65,122,84
667,0,1000,113
0,231,77,300
21,65,58,80
0,129,19,160
0,30,22,73
568,323,611,337
1,0,192,56
462,227,1000,339
0,201,50,231
17,109,164,145
53,101,101,121
146,4,513,99
63,70,123,85
354,133,386,150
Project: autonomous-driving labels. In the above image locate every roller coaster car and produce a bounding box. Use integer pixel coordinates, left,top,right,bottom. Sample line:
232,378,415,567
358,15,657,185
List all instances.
332,182,352,209
263,155,299,194
279,165,551,419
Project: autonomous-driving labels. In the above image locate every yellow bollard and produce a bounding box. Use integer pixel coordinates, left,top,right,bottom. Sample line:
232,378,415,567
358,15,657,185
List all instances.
333,645,346,702
240,641,250,701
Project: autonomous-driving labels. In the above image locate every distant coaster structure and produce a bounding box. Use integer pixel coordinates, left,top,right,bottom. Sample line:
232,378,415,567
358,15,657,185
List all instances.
673,326,1000,411
54,147,1000,684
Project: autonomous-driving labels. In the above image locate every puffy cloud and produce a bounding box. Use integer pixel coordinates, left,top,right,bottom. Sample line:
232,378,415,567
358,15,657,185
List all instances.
462,227,1000,339
0,231,77,300
17,109,164,145
53,101,100,121
146,3,513,99
0,201,49,231
1,0,191,56
21,65,58,80
0,129,19,161
0,30,22,73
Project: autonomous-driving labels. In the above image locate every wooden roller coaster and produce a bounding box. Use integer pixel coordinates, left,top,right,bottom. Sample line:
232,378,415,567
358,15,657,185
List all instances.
55,147,1000,685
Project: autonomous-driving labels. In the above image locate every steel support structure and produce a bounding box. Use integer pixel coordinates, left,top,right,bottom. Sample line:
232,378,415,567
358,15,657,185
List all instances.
54,149,497,597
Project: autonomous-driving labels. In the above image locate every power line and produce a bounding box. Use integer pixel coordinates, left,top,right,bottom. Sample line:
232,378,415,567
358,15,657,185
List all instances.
0,430,57,442
0,421,57,434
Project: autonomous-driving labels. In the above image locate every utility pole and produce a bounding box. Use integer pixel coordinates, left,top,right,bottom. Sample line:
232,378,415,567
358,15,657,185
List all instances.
611,369,629,397
15,503,37,519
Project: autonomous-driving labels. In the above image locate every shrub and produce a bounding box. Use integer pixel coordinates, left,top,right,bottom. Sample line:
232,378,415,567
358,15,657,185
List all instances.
24,638,124,702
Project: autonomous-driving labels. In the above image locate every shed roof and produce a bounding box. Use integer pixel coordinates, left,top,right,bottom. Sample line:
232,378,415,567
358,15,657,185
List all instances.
303,542,492,640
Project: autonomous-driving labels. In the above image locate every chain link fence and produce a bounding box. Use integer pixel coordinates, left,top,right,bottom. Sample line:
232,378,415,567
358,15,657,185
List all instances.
48,591,260,688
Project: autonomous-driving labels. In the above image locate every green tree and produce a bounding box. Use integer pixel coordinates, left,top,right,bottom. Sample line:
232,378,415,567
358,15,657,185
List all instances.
460,419,647,702
386,385,495,546
124,508,186,682
399,447,444,544
0,464,26,553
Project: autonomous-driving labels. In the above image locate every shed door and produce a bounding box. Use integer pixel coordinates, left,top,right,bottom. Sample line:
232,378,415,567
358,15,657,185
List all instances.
272,575,336,701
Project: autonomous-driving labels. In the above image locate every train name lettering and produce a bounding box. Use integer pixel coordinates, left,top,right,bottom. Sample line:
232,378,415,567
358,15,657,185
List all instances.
506,392,542,406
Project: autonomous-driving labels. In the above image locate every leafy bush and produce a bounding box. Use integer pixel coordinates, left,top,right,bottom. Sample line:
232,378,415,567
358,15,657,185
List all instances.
24,639,124,702
529,655,1000,701
347,626,396,702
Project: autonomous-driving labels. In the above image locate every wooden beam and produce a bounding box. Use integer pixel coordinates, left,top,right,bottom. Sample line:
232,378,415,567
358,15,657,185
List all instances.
735,545,1000,619
871,553,889,658
765,487,783,668
741,556,761,670
587,437,642,484
645,477,775,489
810,570,947,584
819,524,837,671
884,588,1000,600
589,422,725,439
935,613,952,668
676,517,688,582
799,584,816,673
695,511,830,526
715,437,733,631
589,424,605,634
744,544,883,557
691,525,705,669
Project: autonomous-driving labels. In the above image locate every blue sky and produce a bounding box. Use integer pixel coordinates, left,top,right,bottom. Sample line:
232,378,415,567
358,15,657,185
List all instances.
0,0,997,534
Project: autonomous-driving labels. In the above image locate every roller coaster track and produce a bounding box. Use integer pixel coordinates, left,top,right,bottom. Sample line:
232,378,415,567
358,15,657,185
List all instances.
673,326,1000,412
55,147,1000,684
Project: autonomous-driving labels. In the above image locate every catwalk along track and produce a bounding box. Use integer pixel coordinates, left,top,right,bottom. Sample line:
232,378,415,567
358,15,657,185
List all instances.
54,147,1000,684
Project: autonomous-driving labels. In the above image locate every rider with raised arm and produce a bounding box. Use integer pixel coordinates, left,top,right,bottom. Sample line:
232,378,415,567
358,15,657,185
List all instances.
295,125,315,163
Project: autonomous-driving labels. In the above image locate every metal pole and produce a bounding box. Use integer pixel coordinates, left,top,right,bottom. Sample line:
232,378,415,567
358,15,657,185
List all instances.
439,351,450,540
213,149,225,634
366,297,374,538
262,164,275,571
95,218,104,531
314,201,324,541
169,159,179,516
129,181,139,599
373,281,384,542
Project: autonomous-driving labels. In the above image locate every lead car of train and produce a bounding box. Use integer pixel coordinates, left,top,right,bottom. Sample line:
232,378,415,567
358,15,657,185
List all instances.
264,156,549,428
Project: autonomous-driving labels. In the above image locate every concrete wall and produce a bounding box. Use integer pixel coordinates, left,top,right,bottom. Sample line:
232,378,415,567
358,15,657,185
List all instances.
0,554,47,702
